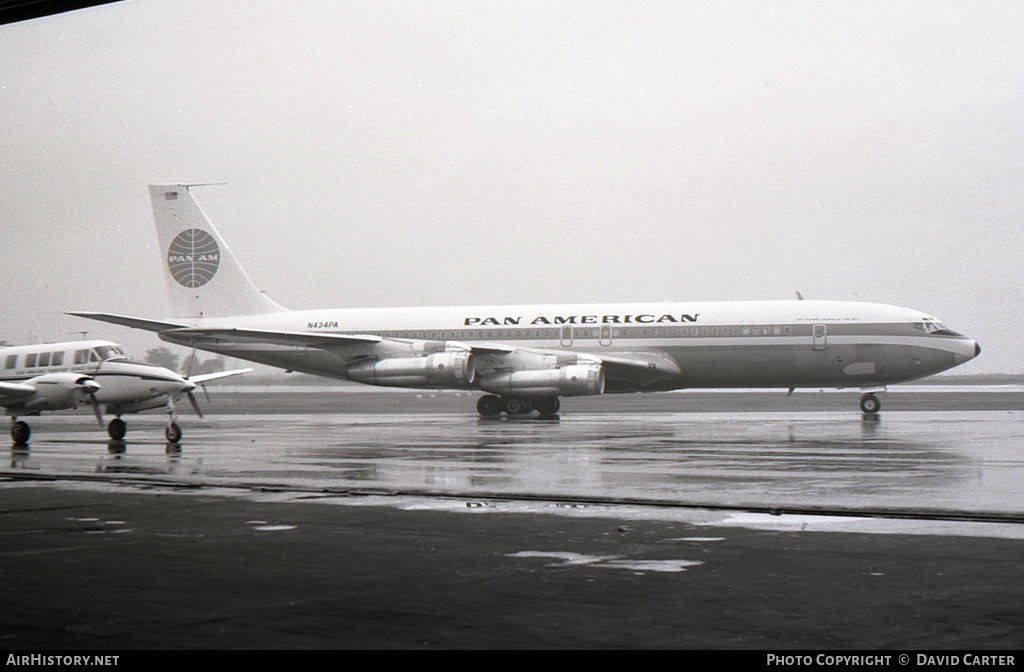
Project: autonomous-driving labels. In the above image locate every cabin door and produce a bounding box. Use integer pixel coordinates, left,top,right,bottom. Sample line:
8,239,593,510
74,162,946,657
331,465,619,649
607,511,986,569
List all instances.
812,324,827,351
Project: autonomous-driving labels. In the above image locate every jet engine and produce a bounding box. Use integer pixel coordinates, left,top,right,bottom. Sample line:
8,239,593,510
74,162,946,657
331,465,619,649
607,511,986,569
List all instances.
346,350,476,389
478,362,605,398
21,373,101,411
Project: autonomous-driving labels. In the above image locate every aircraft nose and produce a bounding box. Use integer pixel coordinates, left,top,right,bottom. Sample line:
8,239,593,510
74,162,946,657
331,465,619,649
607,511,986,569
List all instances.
954,339,981,365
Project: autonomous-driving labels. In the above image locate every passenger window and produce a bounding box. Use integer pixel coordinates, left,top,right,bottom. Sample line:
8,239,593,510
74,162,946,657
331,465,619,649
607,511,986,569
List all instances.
75,350,89,364
25,353,37,367
51,351,64,366
38,352,51,367
4,355,16,369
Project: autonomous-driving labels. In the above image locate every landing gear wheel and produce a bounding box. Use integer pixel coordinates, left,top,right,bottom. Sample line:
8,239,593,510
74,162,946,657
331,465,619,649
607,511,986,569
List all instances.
859,394,881,415
165,422,182,443
477,395,503,417
11,421,30,444
504,398,533,415
108,418,127,440
533,397,561,416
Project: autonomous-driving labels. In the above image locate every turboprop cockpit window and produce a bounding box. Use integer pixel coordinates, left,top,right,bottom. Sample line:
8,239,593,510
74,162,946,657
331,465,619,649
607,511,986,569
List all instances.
93,345,128,361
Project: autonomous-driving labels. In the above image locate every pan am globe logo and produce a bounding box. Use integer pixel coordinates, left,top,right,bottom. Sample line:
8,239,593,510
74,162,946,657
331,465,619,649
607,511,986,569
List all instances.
167,229,220,288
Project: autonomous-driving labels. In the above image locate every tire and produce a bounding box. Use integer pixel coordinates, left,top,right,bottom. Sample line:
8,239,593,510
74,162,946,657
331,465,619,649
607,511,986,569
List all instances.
477,395,503,417
108,418,127,440
165,423,182,443
859,394,881,414
504,398,532,415
533,397,560,415
11,421,30,444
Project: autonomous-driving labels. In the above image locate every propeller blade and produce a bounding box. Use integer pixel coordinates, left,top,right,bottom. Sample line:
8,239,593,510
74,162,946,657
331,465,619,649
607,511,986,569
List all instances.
185,346,196,377
89,394,104,428
186,391,204,419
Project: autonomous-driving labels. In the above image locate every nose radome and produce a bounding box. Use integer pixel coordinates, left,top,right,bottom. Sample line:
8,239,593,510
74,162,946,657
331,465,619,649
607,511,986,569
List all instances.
955,339,981,365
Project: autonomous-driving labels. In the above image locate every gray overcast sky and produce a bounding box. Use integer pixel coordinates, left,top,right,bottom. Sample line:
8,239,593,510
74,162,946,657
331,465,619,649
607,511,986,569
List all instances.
1,0,1021,374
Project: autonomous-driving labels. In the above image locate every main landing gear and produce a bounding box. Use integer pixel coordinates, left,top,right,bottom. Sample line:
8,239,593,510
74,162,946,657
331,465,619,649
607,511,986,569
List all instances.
105,416,183,442
477,394,560,418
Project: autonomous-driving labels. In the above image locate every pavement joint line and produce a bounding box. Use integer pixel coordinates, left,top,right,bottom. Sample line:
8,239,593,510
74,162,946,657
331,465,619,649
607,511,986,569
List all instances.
3,469,1024,525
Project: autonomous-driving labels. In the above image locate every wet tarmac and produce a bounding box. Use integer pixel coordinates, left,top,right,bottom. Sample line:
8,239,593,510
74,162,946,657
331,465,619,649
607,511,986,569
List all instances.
2,389,1023,648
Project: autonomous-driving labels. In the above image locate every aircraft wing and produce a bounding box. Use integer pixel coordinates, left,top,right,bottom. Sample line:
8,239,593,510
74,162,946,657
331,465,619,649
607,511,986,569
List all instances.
591,352,683,391
0,381,37,404
67,312,191,333
166,327,383,348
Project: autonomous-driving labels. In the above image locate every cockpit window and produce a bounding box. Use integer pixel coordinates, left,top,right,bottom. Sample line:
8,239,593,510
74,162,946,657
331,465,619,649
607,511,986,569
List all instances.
93,345,129,362
916,319,962,337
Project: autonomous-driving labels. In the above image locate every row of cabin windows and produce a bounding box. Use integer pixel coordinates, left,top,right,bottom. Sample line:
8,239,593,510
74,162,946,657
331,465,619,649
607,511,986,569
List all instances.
371,325,796,340
3,346,125,370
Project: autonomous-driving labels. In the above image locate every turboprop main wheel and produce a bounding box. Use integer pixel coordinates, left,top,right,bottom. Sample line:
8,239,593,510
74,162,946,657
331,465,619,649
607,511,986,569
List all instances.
165,422,183,443
11,421,30,444
108,418,127,440
859,394,881,415
477,395,503,418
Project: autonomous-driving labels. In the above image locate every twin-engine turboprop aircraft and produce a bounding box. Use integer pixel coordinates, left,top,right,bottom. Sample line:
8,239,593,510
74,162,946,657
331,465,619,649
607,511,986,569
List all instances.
1,339,249,443
71,185,980,417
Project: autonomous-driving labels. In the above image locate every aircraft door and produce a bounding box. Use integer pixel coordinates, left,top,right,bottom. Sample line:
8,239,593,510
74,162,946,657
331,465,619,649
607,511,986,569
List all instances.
812,324,827,351
560,325,573,347
600,325,612,346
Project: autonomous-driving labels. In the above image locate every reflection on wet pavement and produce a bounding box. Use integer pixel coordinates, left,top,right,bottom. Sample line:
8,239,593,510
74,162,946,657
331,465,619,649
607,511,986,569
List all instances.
4,411,1024,516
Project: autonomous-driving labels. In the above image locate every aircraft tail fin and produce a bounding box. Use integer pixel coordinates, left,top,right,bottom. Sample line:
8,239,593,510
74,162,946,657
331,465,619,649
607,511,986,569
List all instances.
149,184,288,319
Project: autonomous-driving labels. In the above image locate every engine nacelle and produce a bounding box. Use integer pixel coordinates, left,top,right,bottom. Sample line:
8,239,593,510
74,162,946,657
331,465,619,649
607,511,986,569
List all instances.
22,373,100,411
478,362,605,398
347,350,476,389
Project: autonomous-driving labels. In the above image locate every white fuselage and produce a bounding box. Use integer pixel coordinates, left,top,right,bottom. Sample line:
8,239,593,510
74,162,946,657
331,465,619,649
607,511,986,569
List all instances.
1,340,190,415
158,300,979,392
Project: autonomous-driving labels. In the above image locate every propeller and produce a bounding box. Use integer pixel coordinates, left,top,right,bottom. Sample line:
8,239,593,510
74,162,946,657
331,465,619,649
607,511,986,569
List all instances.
185,390,204,419
74,376,104,427
182,347,207,414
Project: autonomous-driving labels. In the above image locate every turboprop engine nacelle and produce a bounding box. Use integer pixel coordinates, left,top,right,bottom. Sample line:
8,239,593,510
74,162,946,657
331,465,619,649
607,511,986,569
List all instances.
22,373,101,411
478,362,605,398
347,350,476,389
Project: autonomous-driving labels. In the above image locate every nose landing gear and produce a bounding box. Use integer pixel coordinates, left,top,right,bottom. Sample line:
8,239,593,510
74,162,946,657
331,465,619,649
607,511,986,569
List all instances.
10,420,30,444
859,393,881,415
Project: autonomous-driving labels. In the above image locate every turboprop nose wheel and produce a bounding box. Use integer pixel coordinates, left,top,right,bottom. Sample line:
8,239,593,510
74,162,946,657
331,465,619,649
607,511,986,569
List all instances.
165,423,182,443
11,421,30,444
107,418,127,440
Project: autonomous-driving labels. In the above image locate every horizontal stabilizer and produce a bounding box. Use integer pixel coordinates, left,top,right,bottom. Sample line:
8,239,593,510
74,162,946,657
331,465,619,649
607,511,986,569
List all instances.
187,368,253,384
67,312,190,333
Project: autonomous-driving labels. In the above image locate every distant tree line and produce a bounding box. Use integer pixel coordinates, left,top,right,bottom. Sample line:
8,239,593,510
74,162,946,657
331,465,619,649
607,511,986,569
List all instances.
143,347,224,375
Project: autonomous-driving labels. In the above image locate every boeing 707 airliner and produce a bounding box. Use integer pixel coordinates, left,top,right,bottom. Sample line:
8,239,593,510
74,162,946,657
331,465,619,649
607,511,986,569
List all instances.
72,185,980,417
